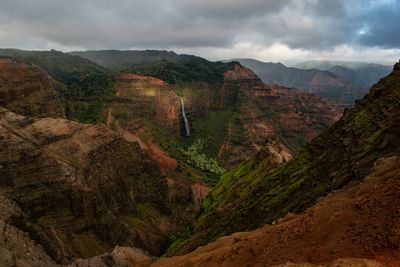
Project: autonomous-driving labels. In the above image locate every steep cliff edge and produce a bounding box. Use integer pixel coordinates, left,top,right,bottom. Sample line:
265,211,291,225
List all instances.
154,156,400,266
0,58,65,118
104,65,341,187
0,107,205,264
236,58,366,104
218,65,341,168
112,73,181,135
169,62,400,255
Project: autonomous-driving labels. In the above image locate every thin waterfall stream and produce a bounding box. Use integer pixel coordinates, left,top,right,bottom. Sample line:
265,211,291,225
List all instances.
180,97,190,136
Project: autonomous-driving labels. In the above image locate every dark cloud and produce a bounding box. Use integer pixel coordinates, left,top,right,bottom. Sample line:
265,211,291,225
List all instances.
356,1,400,48
0,0,398,55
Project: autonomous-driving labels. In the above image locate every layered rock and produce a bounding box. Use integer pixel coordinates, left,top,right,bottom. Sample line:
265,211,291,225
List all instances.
0,57,65,118
0,107,205,264
114,73,181,135
218,65,342,168
168,62,400,256
236,58,365,104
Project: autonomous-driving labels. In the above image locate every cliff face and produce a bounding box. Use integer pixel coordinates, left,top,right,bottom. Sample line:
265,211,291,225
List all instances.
236,58,366,104
0,58,65,118
114,74,181,135
0,106,205,264
217,65,342,168
169,62,400,256
107,65,341,180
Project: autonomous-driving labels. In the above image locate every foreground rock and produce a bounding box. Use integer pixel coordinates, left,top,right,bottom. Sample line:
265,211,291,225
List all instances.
153,156,400,266
0,107,205,264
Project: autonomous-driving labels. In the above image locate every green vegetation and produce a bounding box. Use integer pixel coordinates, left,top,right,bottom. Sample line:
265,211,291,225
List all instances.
0,49,114,122
188,109,239,157
184,139,225,175
71,50,237,84
72,233,106,258
164,229,192,256
168,65,400,254
132,57,236,84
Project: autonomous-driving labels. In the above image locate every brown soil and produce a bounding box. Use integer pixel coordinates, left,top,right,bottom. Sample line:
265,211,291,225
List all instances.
115,121,177,174
153,156,400,267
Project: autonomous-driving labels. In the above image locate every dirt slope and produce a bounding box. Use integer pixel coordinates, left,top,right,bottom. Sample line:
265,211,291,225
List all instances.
153,156,400,267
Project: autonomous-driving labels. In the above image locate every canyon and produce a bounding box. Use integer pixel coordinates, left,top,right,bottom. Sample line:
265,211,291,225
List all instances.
0,50,397,267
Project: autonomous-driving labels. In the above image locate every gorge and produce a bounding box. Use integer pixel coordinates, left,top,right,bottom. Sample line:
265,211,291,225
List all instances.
0,48,398,267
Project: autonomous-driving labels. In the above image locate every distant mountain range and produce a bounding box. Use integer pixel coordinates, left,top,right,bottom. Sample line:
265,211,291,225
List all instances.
295,60,392,89
233,58,391,104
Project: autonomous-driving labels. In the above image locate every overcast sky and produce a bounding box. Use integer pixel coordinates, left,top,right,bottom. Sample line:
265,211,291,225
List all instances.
0,0,399,64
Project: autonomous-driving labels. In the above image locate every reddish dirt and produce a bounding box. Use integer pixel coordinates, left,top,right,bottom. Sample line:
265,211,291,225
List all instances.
191,183,212,211
114,121,177,174
153,156,400,267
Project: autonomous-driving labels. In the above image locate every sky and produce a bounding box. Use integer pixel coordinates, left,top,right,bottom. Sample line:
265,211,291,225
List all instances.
0,0,399,64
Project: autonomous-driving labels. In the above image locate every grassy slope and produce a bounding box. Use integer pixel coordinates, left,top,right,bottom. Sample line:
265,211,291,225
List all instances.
168,64,400,255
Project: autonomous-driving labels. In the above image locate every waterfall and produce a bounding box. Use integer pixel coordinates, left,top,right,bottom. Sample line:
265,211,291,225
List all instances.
180,97,190,136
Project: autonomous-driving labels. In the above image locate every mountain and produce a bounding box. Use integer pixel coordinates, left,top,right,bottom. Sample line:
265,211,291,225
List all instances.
70,50,181,71
296,60,392,89
0,48,114,123
234,58,366,104
102,59,341,185
0,57,65,118
0,52,343,265
0,59,209,265
168,61,400,256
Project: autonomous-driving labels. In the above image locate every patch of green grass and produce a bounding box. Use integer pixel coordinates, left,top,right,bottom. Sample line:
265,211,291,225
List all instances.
72,233,106,258
121,216,147,229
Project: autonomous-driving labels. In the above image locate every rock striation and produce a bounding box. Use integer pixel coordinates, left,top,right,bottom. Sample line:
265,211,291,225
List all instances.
168,61,400,256
0,57,65,118
0,106,205,264
218,65,342,168
114,73,181,135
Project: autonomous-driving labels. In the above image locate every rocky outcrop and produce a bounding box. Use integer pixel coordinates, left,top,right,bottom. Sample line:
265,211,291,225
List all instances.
114,73,181,135
153,156,400,267
0,106,206,264
0,189,57,267
218,65,342,168
0,58,65,118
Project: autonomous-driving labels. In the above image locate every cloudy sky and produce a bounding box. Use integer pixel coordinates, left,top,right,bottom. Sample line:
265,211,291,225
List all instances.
0,0,399,64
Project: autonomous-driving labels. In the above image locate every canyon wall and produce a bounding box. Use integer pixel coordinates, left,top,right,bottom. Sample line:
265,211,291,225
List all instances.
0,58,65,118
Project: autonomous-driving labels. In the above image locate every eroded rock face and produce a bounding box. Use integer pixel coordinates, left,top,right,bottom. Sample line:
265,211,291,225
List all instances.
169,62,400,257
218,65,342,168
0,189,57,267
0,107,203,264
0,58,65,118
114,73,181,135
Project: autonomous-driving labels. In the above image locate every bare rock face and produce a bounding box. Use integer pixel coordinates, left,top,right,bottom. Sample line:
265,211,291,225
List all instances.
0,58,65,118
0,107,197,263
0,189,57,267
114,73,181,135
218,65,342,168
